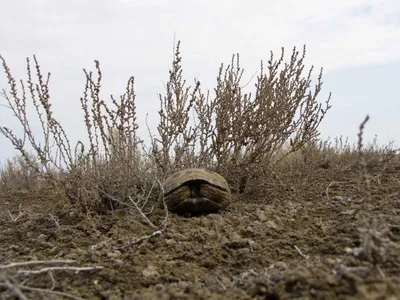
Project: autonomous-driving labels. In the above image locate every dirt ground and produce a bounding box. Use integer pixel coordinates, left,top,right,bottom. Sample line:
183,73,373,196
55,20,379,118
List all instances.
0,163,400,299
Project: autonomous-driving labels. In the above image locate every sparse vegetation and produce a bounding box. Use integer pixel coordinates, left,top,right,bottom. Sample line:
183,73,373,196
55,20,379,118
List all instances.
0,41,331,211
0,42,399,299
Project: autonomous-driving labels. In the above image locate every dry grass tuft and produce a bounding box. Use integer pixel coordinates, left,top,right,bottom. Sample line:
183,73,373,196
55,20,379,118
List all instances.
338,116,400,279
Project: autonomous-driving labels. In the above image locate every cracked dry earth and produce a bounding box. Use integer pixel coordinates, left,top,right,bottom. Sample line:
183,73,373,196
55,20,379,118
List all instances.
0,165,400,299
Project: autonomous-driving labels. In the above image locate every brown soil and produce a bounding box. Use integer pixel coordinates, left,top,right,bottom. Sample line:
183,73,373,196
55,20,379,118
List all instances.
1,165,400,299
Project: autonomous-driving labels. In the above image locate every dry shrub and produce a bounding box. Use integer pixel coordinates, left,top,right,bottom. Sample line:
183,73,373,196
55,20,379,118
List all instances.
0,41,332,212
0,153,44,193
152,42,331,193
0,55,147,212
261,133,400,209
67,60,151,212
341,116,400,273
273,135,398,175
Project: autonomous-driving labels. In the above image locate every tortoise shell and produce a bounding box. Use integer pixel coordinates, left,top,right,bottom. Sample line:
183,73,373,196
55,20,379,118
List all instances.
162,168,231,213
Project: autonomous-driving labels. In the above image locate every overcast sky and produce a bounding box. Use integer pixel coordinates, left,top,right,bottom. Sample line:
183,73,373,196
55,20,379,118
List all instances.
1,0,399,163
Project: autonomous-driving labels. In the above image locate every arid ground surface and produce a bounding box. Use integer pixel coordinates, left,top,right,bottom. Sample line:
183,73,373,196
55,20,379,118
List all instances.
1,162,400,299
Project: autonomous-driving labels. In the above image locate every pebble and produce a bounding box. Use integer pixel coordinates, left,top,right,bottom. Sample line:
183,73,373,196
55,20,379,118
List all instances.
142,265,160,278
37,234,47,241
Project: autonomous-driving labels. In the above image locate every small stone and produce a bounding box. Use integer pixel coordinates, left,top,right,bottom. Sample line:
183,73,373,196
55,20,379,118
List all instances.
165,239,175,245
326,258,336,265
230,232,243,241
204,274,218,288
142,265,159,278
9,245,19,250
107,251,121,258
266,221,277,229
339,209,356,215
154,283,166,293
178,281,190,292
47,247,58,255
113,259,124,266
248,239,256,250
220,276,232,288
274,261,288,270
256,209,268,221
74,248,87,256
37,234,47,241
219,236,229,245
238,248,250,256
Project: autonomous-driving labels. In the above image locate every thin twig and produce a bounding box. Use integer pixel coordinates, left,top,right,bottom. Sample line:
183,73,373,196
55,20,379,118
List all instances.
0,283,86,300
125,228,166,248
0,260,76,270
128,196,157,229
0,274,28,300
17,265,104,275
294,245,309,260
0,103,12,109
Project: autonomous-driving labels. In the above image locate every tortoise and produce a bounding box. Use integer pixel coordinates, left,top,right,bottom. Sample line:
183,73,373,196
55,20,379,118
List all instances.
161,168,231,214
